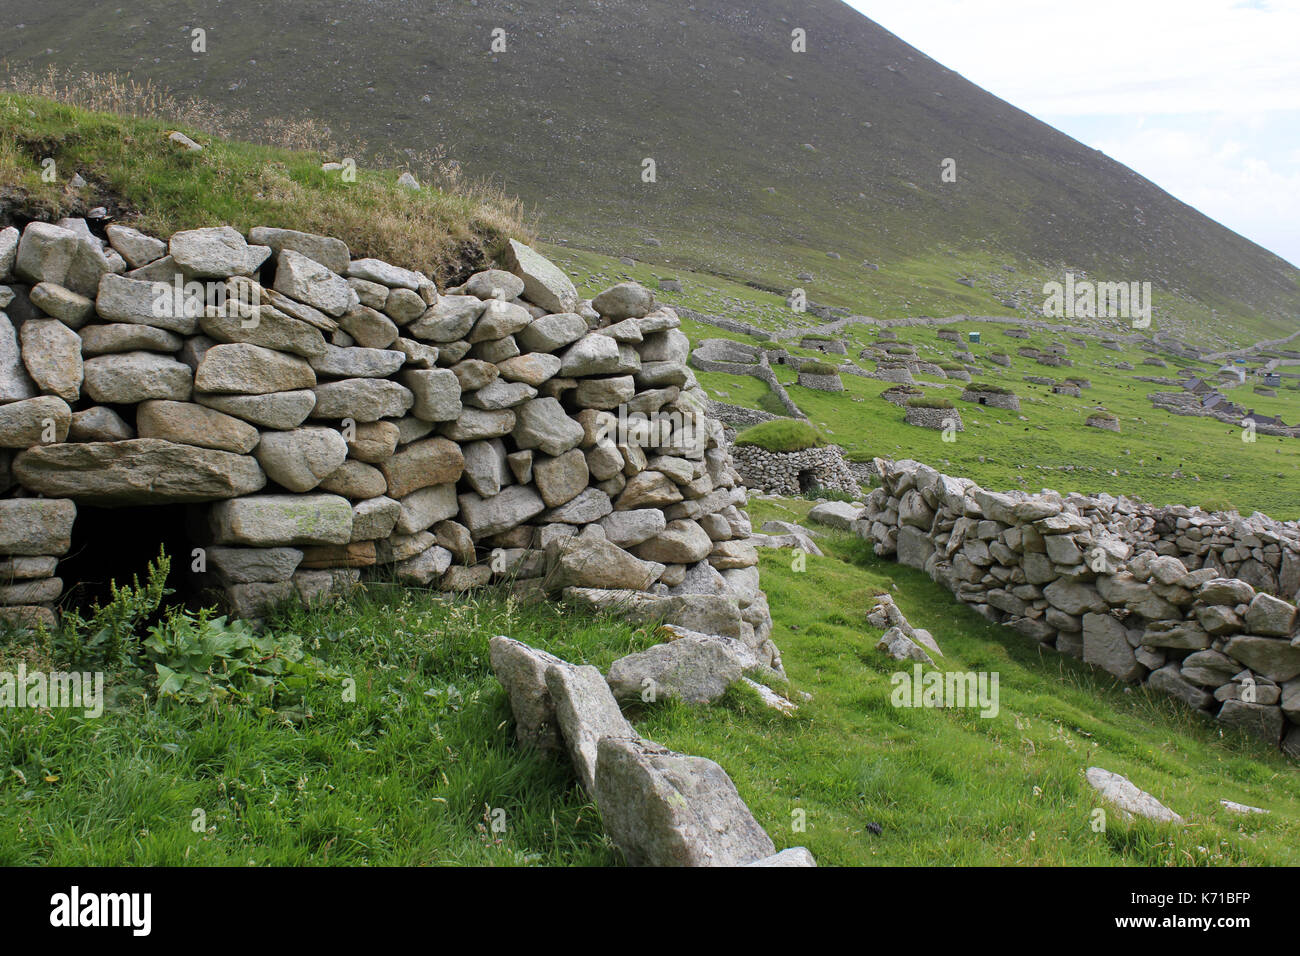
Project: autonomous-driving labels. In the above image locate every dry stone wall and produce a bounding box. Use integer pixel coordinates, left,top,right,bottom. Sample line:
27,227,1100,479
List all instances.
0,220,777,670
857,457,1300,755
730,444,859,497
687,338,804,419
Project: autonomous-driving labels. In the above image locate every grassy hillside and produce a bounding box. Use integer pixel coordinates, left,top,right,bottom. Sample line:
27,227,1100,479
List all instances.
0,92,525,282
0,101,1296,866
548,243,1300,519
1,1,1297,342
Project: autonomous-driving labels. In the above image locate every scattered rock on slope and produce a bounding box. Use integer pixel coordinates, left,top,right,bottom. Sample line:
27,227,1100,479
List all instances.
1085,767,1183,824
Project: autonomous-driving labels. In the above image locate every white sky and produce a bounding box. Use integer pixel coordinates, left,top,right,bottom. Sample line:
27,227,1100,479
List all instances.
846,0,1300,267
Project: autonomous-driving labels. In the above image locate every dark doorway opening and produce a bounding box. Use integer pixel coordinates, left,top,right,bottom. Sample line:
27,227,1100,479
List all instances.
797,469,819,494
58,504,202,611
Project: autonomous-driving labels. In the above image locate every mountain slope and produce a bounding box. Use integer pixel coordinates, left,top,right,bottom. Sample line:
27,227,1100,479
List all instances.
3,0,1297,340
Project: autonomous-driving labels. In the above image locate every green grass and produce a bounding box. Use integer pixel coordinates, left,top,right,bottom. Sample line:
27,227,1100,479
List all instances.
7,518,1300,866
0,94,526,282
665,497,1300,865
734,419,825,453
800,361,842,376
0,586,640,866
669,305,1300,518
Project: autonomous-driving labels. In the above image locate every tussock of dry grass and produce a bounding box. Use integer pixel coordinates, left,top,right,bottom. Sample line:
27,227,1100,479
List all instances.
0,67,531,281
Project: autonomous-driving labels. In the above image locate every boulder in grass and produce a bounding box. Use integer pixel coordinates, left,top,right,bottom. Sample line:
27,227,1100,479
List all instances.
1085,767,1183,824
488,636,571,752
605,633,755,704
545,663,637,794
807,500,862,531
594,736,776,866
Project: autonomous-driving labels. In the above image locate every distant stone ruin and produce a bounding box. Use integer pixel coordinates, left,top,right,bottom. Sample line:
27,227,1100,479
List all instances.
730,443,858,497
961,385,1021,411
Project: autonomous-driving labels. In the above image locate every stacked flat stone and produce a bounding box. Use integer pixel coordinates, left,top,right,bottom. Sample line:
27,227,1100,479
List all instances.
687,338,804,420
729,444,859,497
960,387,1020,411
1148,390,1299,437
0,221,776,669
706,400,777,432
795,369,843,392
875,365,914,385
1085,413,1121,432
903,404,962,431
1037,353,1072,367
852,457,1300,756
798,337,846,355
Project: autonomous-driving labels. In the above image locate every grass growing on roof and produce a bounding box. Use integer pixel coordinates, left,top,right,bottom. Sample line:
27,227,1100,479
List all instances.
734,419,826,453
0,93,527,282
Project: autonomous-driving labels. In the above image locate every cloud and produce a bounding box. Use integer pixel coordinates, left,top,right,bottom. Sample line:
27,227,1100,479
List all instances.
1089,117,1300,266
846,0,1300,264
850,0,1300,116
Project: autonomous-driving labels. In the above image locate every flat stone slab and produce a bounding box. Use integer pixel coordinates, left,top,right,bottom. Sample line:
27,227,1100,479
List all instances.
13,438,265,505
1085,767,1183,824
489,636,571,752
807,500,862,531
545,662,636,794
209,493,353,546
594,736,776,866
606,633,752,704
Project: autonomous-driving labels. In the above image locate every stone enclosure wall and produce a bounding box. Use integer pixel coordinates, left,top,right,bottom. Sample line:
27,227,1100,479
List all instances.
687,338,804,419
858,458,1300,755
730,444,859,497
0,220,777,670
